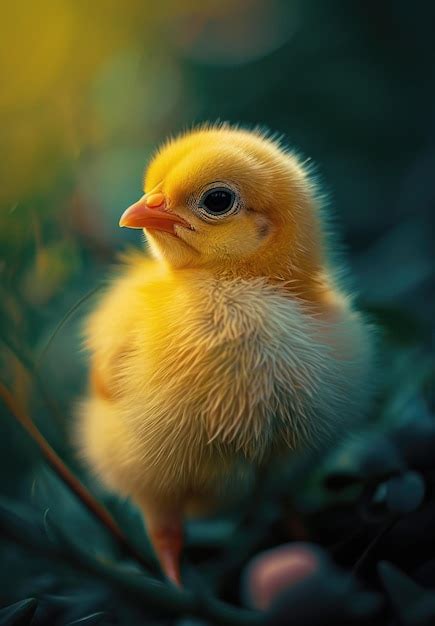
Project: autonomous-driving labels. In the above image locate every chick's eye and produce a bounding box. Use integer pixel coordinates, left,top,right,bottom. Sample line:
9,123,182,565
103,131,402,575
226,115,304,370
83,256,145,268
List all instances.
201,188,235,216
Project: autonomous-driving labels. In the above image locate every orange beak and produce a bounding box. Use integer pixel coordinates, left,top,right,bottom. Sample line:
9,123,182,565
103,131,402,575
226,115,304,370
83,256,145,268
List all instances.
119,192,190,234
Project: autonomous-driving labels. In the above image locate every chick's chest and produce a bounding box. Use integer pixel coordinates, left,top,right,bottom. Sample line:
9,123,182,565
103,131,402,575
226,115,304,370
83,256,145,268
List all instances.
132,274,297,427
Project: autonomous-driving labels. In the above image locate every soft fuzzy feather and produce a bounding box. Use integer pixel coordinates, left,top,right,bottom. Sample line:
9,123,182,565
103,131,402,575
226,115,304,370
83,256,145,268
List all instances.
77,261,373,514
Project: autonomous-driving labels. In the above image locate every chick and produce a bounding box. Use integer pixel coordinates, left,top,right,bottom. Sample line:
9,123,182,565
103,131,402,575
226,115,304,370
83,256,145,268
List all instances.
77,124,374,585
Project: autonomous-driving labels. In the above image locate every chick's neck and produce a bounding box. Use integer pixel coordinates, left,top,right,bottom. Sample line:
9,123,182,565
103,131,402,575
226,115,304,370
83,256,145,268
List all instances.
203,233,332,310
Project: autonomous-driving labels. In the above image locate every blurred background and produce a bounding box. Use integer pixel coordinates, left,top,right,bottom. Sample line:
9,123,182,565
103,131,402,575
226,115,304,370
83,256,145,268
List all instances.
1,1,434,625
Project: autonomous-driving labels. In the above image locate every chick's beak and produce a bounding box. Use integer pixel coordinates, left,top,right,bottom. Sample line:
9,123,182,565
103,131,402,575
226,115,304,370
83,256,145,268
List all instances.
119,192,189,234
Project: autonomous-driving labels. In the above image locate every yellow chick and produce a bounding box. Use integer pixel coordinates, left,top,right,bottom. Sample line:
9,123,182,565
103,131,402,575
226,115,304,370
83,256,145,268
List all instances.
77,124,374,585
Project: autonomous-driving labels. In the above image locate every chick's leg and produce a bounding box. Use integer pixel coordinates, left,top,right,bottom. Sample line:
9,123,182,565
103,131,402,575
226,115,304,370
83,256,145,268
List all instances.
137,498,183,586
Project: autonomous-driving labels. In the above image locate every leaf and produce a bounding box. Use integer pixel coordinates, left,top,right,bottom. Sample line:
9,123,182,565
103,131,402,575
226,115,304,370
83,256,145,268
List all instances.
0,599,37,626
379,561,435,626
0,497,48,551
323,471,362,491
392,419,435,471
66,613,107,626
359,436,404,482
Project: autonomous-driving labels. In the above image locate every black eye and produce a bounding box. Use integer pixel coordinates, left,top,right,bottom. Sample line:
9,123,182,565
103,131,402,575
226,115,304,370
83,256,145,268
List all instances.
201,188,235,215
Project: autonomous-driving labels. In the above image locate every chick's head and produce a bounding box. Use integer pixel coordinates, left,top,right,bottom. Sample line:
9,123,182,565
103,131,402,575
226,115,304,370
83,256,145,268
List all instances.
120,125,324,279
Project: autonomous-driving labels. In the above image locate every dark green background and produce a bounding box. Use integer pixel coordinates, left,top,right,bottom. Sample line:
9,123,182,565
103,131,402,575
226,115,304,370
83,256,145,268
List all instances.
1,1,434,624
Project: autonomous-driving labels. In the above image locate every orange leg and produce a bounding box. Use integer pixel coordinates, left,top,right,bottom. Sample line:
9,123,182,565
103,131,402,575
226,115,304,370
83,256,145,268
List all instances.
136,497,184,586
148,520,183,586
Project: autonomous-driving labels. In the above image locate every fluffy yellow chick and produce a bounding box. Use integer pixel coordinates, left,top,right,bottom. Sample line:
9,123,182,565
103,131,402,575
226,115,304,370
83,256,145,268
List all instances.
77,124,374,585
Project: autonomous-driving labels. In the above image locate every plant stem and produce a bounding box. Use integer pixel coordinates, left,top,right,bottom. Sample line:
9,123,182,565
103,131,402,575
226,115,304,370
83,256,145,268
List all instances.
352,517,397,576
0,380,155,574
35,283,103,368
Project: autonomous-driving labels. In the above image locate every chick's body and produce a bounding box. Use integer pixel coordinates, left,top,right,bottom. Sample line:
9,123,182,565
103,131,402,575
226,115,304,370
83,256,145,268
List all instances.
78,125,374,584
